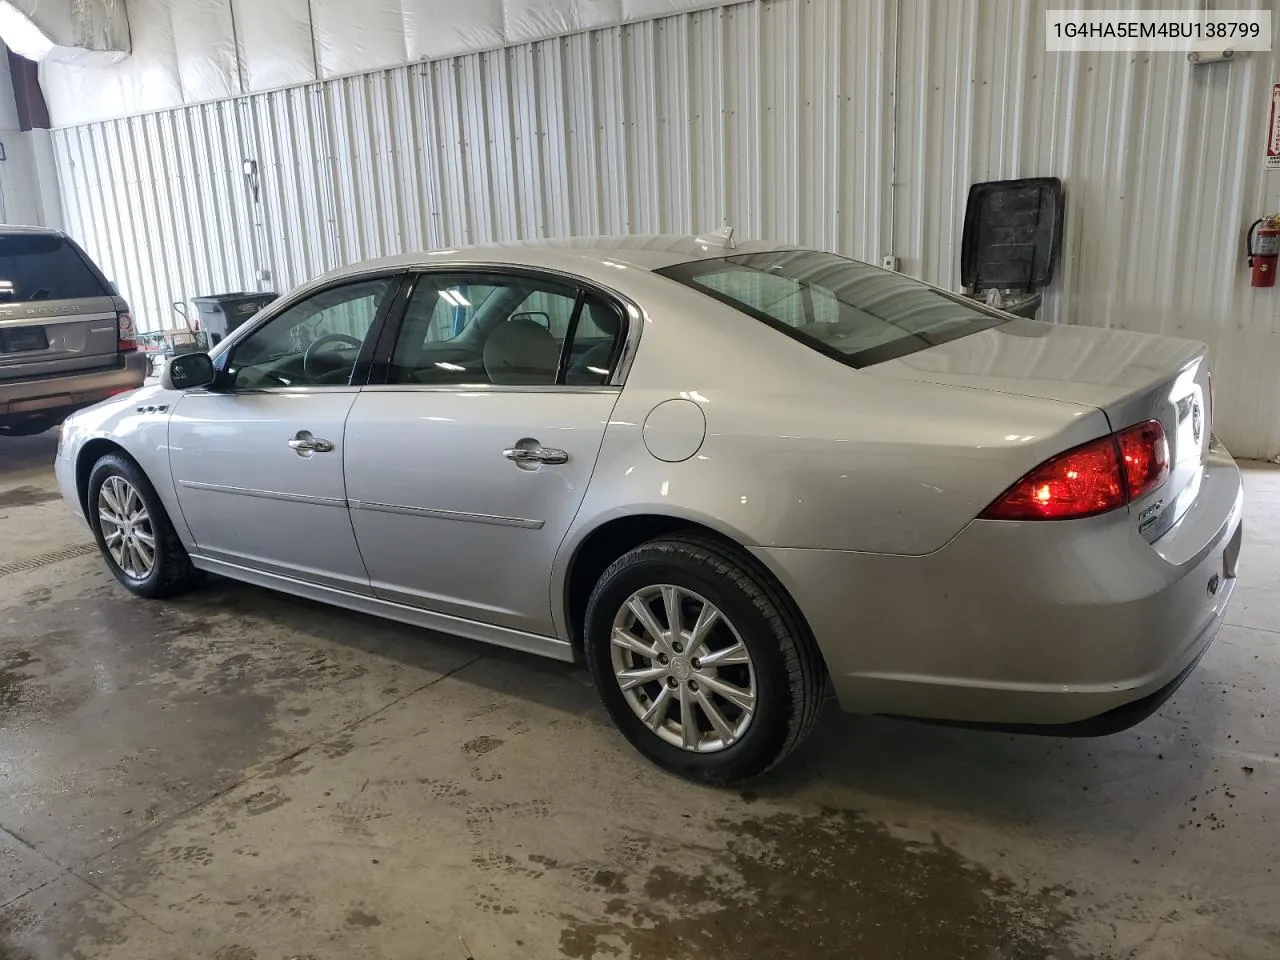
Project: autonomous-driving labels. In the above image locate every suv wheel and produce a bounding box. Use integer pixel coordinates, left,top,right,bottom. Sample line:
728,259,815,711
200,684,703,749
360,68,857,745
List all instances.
584,535,826,784
87,453,202,599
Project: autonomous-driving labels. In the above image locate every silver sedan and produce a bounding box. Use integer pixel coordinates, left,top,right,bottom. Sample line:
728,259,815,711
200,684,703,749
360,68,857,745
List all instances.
55,234,1244,783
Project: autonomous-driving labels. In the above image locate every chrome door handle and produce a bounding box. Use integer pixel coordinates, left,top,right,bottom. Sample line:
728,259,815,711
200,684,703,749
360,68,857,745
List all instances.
288,431,334,454
503,445,569,465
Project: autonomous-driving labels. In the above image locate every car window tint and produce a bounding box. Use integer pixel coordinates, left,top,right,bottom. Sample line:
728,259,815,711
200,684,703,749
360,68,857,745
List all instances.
414,283,501,342
388,275,624,387
657,250,1006,368
0,235,109,302
564,296,624,386
227,278,391,389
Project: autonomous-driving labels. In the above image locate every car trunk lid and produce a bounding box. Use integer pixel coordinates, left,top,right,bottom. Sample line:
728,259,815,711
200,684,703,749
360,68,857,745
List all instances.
863,318,1212,541
0,232,122,383
0,296,124,382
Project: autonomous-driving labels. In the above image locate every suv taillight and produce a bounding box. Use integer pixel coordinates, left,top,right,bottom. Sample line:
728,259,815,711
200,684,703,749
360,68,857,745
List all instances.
117,311,137,352
980,420,1169,521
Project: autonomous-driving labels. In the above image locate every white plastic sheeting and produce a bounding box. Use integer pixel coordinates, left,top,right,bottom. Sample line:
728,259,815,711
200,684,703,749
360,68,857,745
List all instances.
0,0,128,65
38,0,730,125
48,0,1280,458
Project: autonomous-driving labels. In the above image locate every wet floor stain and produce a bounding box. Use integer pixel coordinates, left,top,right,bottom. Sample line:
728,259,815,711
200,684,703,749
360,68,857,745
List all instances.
0,486,59,509
0,650,37,708
462,735,505,757
343,909,382,928
557,808,1089,960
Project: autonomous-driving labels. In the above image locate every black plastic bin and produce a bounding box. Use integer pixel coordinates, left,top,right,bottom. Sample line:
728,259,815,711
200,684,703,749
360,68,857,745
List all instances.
191,292,279,344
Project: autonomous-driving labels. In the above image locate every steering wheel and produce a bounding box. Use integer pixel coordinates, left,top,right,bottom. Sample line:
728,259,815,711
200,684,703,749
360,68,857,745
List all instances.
303,333,363,380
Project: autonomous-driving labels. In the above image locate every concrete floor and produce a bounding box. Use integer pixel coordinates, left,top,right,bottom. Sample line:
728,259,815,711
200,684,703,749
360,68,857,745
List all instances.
0,433,1276,960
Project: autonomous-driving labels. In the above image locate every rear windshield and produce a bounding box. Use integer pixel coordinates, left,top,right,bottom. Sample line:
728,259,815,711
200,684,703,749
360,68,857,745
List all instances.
0,235,109,303
656,250,1007,368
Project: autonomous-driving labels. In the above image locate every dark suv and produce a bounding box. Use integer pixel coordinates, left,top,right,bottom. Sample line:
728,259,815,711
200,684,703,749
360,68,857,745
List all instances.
0,225,145,436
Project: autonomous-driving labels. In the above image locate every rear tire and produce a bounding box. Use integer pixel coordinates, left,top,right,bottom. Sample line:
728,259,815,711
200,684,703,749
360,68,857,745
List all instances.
87,453,202,599
584,534,826,785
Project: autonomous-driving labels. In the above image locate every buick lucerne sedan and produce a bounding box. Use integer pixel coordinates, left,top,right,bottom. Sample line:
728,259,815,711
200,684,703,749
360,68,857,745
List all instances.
55,234,1244,783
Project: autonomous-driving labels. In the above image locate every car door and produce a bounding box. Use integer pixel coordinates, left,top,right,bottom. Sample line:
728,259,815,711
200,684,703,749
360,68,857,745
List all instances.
343,269,629,636
168,273,402,594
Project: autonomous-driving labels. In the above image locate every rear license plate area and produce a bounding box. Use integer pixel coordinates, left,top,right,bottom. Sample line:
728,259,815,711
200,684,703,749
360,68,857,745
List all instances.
0,326,49,353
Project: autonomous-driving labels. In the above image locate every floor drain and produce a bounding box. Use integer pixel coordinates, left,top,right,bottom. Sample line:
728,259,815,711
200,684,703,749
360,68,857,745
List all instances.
0,542,97,579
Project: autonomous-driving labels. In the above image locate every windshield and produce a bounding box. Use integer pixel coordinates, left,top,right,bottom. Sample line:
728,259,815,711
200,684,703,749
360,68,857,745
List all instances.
656,250,1008,368
0,234,109,303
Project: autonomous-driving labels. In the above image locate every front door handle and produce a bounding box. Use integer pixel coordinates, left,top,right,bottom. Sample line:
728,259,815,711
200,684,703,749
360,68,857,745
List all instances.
288,431,334,454
503,445,569,466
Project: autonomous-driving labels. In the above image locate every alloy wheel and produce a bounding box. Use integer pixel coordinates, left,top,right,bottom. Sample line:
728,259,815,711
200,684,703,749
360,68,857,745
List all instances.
610,584,757,753
98,475,156,581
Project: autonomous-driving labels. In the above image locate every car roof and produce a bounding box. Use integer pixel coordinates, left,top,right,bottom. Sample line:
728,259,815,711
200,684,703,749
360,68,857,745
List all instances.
0,224,66,236
317,233,798,285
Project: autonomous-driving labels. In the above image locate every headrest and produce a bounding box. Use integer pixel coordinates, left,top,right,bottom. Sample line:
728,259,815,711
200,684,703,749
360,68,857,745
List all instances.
482,317,560,385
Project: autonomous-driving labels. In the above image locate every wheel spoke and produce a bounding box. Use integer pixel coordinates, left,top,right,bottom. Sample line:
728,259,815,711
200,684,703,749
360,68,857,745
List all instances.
103,529,123,547
661,585,683,640
677,684,698,750
641,685,673,731
132,527,155,546
133,537,155,567
611,627,658,661
684,603,721,658
698,640,750,668
120,540,137,576
626,596,668,650
99,511,122,531
699,674,755,713
696,687,737,744
100,481,123,516
616,665,668,691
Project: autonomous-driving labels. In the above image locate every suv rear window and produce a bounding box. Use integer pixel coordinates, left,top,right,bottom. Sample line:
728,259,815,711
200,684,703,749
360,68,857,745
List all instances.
0,235,109,303
657,250,1007,368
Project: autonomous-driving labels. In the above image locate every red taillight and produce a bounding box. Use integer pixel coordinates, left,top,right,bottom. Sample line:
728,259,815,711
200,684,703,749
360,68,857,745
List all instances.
981,420,1168,521
117,311,137,352
1116,419,1169,501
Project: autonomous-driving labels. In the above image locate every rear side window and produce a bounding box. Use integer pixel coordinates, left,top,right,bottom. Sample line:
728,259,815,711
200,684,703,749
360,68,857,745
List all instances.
0,235,109,302
657,250,1007,368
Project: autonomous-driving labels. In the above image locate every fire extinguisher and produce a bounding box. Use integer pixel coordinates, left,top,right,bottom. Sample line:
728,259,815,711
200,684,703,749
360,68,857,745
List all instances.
1247,216,1280,287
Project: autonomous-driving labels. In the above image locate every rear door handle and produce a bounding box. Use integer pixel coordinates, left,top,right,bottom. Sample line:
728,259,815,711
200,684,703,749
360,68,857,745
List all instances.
288,431,334,454
503,445,569,465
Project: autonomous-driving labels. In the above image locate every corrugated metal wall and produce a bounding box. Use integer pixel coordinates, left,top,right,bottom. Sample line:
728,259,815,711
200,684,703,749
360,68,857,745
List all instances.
49,0,1280,458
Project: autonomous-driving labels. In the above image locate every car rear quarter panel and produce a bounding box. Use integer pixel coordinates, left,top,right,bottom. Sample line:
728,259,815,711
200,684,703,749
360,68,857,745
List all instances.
559,285,1112,554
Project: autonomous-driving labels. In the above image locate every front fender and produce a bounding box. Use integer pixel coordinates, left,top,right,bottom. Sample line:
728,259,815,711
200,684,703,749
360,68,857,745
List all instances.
60,385,193,549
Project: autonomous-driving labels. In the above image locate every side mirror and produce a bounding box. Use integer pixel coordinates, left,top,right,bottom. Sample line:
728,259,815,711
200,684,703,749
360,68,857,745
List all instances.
161,352,217,391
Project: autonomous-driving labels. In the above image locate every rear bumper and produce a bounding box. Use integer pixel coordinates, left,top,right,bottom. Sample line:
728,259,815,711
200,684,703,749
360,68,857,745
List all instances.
753,445,1244,728
0,351,147,426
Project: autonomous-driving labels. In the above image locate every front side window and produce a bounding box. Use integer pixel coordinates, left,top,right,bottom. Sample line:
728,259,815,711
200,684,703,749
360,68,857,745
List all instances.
657,250,1007,368
227,277,392,389
387,273,624,387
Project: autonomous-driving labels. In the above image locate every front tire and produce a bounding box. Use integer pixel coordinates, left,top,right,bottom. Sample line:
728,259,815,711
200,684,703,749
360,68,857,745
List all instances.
584,535,826,785
87,453,201,599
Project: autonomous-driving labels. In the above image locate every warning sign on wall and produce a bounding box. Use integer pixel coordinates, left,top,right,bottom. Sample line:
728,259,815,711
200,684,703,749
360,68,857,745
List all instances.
1268,83,1280,169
